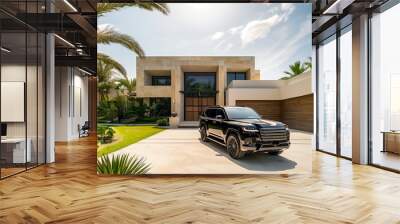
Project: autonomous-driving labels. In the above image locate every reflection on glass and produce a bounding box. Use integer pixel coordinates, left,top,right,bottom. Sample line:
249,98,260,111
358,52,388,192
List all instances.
318,35,337,154
227,72,246,86
371,3,400,171
184,73,216,121
1,31,27,177
184,73,216,95
340,27,352,158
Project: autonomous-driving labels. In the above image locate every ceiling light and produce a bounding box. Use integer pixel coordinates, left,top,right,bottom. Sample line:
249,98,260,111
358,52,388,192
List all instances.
54,34,75,48
63,0,78,12
1,47,11,53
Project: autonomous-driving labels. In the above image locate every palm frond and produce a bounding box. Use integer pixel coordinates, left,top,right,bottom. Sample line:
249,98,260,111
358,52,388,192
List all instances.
97,53,128,78
97,26,145,57
98,3,169,17
97,153,151,175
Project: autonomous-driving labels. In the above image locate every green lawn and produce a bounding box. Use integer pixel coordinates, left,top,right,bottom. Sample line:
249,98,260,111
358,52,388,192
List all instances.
97,126,164,157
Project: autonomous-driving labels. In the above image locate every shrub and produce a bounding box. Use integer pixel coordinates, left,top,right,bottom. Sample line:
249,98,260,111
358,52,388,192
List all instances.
97,125,115,144
156,118,169,126
97,153,151,175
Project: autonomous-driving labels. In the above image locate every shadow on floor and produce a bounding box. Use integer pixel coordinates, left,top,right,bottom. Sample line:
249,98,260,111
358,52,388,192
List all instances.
200,139,297,172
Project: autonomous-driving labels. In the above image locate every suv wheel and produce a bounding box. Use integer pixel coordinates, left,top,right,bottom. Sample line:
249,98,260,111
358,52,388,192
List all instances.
226,134,245,159
200,125,208,142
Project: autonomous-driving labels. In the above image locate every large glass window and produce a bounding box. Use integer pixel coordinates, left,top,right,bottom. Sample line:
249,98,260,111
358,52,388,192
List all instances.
340,26,352,158
184,73,216,121
371,3,400,171
227,72,246,86
317,35,337,154
152,76,171,86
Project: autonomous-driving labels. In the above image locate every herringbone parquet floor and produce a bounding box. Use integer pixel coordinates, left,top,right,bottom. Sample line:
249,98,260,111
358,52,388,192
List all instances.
0,135,400,223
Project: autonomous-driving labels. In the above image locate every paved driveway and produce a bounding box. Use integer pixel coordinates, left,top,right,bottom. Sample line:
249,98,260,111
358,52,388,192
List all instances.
112,128,312,174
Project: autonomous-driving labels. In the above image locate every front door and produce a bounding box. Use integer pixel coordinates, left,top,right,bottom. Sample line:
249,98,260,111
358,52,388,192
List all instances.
184,73,216,121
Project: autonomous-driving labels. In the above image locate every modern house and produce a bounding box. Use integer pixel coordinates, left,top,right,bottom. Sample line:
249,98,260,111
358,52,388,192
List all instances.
136,57,314,132
136,56,260,126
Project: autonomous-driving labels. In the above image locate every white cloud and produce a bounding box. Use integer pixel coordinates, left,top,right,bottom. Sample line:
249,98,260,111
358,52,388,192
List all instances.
280,3,295,22
256,20,311,79
229,25,244,35
240,15,280,46
211,31,225,40
281,3,294,11
239,4,295,46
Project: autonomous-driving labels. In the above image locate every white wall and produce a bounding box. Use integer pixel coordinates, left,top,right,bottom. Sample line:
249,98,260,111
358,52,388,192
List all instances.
55,67,89,141
226,71,313,106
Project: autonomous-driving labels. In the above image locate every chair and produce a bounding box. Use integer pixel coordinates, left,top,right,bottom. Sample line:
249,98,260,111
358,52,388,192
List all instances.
79,121,90,138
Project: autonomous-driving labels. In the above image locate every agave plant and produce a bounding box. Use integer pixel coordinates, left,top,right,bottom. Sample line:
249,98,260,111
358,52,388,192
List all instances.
97,153,151,175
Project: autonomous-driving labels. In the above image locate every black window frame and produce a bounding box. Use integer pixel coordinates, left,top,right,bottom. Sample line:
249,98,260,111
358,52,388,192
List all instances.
151,76,171,86
227,72,246,86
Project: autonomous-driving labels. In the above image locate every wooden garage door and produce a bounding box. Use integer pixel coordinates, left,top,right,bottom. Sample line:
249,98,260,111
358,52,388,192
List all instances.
236,100,281,121
281,94,314,132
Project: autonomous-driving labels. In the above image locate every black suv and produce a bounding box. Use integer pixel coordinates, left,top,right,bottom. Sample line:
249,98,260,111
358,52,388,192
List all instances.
199,106,290,159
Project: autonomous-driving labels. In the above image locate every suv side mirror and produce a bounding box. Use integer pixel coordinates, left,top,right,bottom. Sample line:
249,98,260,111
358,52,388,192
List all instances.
215,115,224,120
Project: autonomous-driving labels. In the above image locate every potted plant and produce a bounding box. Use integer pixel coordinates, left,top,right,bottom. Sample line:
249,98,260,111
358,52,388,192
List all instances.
97,125,115,144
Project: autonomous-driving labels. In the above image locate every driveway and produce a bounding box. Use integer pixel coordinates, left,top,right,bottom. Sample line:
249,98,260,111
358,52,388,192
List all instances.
112,128,312,174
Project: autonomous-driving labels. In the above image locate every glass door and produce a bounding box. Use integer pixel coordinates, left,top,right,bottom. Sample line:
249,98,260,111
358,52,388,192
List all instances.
184,73,216,121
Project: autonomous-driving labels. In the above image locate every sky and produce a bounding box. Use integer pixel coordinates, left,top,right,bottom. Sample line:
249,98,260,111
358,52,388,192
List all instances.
98,3,312,80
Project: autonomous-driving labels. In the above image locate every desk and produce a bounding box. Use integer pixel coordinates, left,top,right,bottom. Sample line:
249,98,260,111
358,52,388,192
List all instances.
382,131,400,155
1,138,31,163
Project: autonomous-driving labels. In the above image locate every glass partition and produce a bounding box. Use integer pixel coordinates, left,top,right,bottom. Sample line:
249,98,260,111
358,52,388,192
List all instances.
370,3,400,171
317,35,337,154
0,30,28,177
0,1,46,179
339,26,352,158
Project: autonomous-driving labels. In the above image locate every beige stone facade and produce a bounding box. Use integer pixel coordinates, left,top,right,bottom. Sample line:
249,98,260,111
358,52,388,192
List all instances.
136,56,260,126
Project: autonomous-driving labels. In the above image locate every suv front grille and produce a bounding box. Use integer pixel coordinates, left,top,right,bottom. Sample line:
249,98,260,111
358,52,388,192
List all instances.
260,127,288,141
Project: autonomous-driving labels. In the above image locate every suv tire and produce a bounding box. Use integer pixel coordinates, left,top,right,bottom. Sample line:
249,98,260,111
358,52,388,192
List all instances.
226,134,246,159
200,125,209,142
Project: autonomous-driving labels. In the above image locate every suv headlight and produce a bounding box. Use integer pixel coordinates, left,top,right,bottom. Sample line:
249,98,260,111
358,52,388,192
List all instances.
242,126,259,132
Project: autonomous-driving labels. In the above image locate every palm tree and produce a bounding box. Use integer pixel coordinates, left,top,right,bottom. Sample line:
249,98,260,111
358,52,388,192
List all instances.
303,57,312,71
97,53,127,78
116,78,136,98
97,26,145,57
97,60,127,101
97,1,169,100
281,59,311,80
284,61,307,76
97,2,169,57
97,3,169,17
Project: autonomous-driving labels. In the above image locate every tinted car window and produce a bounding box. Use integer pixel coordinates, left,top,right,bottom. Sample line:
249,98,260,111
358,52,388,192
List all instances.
225,107,260,119
215,109,226,119
206,108,216,118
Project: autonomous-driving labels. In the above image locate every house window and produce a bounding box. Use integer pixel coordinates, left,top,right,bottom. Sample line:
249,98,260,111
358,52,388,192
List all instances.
227,72,246,85
152,76,171,86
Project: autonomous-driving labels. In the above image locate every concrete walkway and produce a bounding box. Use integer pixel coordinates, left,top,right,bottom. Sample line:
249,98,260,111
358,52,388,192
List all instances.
111,128,312,174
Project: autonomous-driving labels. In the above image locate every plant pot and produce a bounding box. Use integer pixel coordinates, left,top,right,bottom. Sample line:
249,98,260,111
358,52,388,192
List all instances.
103,136,113,144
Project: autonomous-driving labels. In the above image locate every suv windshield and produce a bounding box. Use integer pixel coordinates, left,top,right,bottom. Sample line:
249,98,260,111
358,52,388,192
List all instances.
224,107,261,119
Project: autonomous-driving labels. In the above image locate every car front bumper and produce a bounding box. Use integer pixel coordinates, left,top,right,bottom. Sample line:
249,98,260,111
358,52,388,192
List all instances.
240,140,290,152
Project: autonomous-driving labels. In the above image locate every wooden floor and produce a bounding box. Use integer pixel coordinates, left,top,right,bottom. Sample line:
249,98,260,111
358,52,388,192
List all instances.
0,136,400,223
